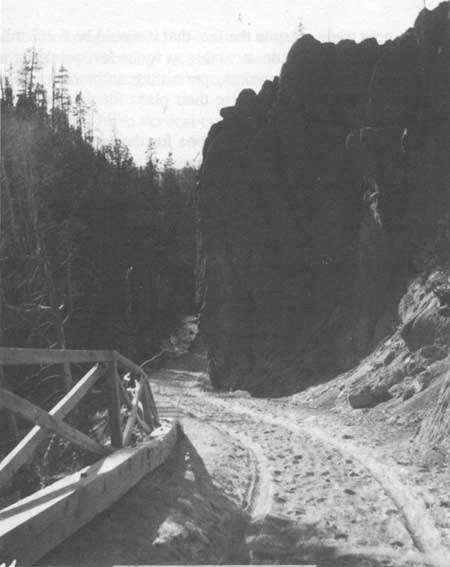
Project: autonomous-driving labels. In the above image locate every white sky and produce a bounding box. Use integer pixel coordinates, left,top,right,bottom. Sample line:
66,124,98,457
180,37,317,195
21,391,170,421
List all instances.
1,0,440,166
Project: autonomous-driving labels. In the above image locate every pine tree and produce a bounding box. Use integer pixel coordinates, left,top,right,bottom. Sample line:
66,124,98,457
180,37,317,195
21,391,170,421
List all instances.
35,83,47,115
52,64,70,129
103,137,134,170
72,91,89,137
0,75,14,112
144,137,159,185
18,48,41,100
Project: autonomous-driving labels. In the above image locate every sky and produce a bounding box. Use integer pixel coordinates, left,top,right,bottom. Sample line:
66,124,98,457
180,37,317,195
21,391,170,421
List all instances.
1,0,441,166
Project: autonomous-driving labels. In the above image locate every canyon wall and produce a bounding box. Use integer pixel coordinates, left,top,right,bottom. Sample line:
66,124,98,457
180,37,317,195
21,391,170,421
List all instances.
197,3,450,395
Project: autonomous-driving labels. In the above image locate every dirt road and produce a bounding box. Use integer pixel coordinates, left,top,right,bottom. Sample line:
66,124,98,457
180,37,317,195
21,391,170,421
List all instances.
152,369,450,567
41,367,450,566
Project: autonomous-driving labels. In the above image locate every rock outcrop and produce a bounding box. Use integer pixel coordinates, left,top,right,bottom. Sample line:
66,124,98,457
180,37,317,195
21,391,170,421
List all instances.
198,3,450,395
417,369,450,449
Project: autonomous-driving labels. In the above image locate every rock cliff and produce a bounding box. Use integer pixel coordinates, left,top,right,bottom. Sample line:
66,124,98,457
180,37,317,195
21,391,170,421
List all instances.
198,3,450,395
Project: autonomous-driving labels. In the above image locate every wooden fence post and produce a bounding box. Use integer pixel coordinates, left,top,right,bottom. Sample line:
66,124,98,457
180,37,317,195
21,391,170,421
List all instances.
143,377,160,427
108,359,123,448
140,379,155,429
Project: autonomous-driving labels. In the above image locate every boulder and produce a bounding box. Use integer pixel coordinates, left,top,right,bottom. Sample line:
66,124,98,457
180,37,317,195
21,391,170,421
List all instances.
226,389,251,398
401,303,450,351
348,383,392,409
418,344,448,362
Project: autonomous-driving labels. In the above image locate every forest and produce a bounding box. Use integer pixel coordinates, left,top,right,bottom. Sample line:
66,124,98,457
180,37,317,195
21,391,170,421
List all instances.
0,48,198,418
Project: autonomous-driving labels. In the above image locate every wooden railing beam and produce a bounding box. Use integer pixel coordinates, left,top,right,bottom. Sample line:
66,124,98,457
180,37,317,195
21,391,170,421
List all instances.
122,379,143,446
0,348,114,366
108,361,123,448
142,377,160,426
0,364,107,489
0,421,178,567
115,352,147,376
140,379,157,428
0,347,163,489
0,388,110,458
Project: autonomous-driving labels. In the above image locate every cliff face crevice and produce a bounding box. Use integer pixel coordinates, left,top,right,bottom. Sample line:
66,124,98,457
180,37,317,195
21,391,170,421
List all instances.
198,3,450,395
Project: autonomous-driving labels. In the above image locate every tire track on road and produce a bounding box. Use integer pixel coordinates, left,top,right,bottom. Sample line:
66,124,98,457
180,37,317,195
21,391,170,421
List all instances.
186,392,450,566
154,392,273,520
223,428,273,518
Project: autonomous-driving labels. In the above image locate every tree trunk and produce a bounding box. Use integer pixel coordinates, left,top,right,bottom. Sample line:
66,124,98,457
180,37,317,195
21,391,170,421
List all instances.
41,242,73,392
0,270,19,444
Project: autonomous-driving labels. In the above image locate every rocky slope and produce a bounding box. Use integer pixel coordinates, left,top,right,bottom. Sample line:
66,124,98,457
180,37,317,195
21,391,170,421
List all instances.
197,2,450,396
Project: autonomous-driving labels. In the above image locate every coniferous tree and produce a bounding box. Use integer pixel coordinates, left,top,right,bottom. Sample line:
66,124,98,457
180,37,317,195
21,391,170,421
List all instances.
72,92,89,137
18,48,40,100
0,75,14,112
52,64,70,130
1,47,198,409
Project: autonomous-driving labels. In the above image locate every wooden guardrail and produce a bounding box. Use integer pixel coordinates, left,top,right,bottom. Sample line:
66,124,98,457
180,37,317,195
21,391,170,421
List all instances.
0,347,160,490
